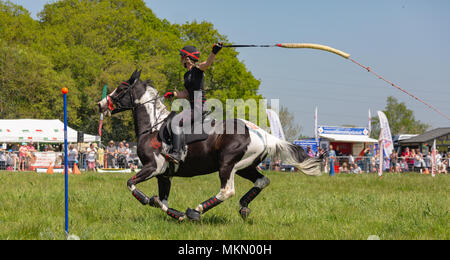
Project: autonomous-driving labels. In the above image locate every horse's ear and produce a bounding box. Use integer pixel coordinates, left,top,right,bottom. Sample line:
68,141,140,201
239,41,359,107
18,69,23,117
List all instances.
128,69,138,83
136,69,142,81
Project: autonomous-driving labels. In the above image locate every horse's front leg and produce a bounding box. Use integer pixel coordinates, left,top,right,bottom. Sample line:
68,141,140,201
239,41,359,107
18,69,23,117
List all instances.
127,152,167,206
127,163,158,206
127,158,186,221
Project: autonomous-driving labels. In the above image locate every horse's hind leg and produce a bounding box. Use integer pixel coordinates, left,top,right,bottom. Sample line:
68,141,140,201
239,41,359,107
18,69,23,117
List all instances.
185,164,237,221
236,167,270,220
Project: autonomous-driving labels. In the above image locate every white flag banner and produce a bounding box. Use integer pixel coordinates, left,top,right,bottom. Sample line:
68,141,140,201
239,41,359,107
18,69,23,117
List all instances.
266,109,286,141
314,107,318,144
377,111,393,157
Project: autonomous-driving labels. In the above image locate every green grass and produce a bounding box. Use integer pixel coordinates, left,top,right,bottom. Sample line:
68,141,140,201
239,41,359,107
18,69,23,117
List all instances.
0,170,448,240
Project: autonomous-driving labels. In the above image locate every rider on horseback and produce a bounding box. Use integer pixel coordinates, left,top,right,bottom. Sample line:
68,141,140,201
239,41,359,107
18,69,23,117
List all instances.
164,43,223,164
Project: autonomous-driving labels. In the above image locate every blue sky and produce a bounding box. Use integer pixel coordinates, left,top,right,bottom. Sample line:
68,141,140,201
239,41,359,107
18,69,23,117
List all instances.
15,0,450,136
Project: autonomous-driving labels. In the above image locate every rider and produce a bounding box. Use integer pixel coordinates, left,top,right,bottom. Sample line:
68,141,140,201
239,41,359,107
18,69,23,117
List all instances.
164,43,223,163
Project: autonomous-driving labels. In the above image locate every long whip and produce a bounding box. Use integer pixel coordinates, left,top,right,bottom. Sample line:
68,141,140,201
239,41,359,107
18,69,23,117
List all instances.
224,43,449,121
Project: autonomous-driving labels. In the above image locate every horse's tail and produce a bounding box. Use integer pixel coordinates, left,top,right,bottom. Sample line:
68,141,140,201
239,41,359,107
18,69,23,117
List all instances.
268,137,323,176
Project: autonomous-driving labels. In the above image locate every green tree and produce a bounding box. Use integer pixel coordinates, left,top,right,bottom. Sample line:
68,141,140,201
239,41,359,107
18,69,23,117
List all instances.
278,106,303,143
1,0,263,143
371,96,430,137
0,41,80,124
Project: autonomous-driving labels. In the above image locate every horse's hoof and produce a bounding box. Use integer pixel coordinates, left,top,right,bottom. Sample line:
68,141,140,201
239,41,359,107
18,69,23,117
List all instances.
239,207,251,220
186,208,201,221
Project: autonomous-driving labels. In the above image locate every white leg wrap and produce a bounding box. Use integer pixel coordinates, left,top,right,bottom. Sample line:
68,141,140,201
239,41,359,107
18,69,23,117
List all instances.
254,176,270,189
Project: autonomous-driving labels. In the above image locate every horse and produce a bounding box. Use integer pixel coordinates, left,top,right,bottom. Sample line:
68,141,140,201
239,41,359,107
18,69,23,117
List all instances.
98,69,324,221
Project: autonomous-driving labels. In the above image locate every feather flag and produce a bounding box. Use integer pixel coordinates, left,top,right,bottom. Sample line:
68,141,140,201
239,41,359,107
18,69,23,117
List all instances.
377,111,393,157
266,109,286,141
314,107,318,146
99,85,108,137
377,111,393,177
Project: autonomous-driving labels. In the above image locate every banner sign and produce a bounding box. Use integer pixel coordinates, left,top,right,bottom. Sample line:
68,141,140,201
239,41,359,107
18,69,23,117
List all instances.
318,126,369,136
31,152,57,169
294,139,321,154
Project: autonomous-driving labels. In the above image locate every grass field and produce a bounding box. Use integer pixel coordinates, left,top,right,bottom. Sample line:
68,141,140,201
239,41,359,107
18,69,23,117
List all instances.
0,170,448,240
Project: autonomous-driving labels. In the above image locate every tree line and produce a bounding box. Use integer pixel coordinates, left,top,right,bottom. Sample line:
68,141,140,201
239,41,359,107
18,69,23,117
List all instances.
0,0,262,143
0,0,429,144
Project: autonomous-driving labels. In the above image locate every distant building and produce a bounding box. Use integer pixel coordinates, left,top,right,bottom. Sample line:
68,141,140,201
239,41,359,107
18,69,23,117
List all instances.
399,127,450,153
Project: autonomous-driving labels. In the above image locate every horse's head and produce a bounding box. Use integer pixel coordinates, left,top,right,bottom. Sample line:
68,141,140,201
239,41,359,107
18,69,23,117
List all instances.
98,69,159,115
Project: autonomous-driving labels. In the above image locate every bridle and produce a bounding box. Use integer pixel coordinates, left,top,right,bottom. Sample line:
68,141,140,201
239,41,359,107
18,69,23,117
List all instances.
107,81,136,114
107,80,167,134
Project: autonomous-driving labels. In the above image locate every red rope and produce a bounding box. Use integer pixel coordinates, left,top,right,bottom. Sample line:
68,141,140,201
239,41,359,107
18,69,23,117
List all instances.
349,58,450,121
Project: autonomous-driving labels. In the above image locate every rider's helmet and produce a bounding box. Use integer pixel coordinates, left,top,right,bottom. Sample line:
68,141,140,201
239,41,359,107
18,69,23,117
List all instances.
179,45,200,62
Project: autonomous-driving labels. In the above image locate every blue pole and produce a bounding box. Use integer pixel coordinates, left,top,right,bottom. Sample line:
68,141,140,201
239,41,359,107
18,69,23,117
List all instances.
63,88,69,237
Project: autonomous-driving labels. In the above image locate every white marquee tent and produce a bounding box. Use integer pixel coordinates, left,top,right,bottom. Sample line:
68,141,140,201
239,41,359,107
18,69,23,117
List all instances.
0,119,100,143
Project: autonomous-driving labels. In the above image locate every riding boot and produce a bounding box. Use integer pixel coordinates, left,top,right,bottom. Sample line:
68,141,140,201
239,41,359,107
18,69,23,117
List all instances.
166,132,184,164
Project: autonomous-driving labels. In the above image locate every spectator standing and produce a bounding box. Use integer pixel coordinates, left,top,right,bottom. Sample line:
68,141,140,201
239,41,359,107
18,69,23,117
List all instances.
125,143,134,169
106,141,117,168
425,152,432,172
117,142,128,168
348,154,355,167
373,150,380,173
86,143,97,171
27,142,36,153
306,146,315,158
413,149,422,173
440,155,448,174
0,148,6,170
364,147,372,173
19,143,28,171
390,152,398,172
435,152,442,173
67,144,78,170
402,147,414,169
328,144,336,176
400,158,408,172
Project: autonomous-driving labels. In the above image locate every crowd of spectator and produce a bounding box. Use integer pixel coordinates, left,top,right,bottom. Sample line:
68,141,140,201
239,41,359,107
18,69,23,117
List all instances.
0,142,42,171
324,146,449,175
69,140,139,171
1,141,449,174
0,141,140,171
254,144,449,175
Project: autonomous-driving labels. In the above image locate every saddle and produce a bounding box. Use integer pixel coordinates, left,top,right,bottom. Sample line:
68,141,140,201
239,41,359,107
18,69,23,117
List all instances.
158,112,210,148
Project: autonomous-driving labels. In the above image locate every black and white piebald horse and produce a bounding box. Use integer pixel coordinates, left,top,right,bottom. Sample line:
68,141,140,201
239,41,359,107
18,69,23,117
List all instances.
98,70,323,221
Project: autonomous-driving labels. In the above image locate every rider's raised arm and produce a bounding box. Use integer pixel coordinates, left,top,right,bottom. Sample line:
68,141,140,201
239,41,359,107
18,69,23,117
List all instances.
198,43,223,71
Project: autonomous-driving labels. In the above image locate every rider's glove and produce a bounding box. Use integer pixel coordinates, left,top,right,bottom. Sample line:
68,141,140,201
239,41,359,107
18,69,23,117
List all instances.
164,91,175,99
212,42,223,55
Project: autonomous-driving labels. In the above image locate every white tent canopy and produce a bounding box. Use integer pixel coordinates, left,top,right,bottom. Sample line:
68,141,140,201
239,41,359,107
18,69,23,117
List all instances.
0,119,100,143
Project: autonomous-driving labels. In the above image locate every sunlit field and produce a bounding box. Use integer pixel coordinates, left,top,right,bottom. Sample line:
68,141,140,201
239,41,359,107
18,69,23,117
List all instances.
0,170,448,240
